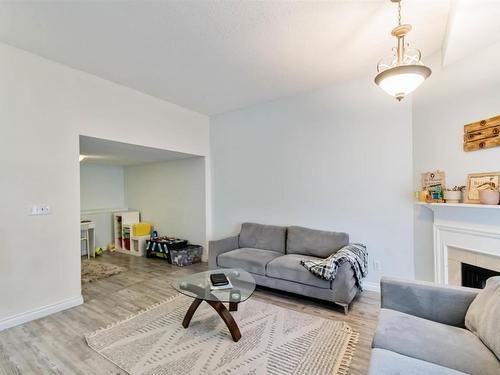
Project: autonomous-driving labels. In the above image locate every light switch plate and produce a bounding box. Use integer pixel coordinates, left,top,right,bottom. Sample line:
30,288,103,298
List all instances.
30,205,51,216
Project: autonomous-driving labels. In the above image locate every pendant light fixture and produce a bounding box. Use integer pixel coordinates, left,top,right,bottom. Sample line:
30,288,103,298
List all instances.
374,0,431,101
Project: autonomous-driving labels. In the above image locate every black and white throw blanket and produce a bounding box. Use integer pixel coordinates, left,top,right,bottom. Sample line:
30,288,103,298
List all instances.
300,243,368,290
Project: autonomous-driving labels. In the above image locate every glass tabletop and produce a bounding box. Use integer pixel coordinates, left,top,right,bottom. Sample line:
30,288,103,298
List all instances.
173,268,256,303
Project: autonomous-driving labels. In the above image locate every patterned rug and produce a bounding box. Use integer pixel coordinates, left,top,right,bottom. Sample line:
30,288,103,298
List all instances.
85,294,358,375
81,259,126,283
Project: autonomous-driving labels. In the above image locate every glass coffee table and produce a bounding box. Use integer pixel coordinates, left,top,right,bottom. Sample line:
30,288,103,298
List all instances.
173,268,255,342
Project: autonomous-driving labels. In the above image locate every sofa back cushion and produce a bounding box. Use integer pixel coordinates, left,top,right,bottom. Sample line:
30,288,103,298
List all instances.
239,223,286,253
465,276,500,359
286,226,349,258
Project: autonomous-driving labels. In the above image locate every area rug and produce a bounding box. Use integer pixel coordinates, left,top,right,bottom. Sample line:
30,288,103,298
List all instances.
81,259,126,283
85,294,358,375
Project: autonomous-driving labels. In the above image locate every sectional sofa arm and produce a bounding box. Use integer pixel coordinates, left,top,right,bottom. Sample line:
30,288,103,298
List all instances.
381,277,479,327
208,235,239,269
331,261,359,310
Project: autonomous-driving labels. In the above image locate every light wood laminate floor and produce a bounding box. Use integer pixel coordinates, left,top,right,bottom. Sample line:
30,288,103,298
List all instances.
0,252,380,375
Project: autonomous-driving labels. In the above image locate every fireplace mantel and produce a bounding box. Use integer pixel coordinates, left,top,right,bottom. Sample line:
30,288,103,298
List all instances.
417,201,500,284
416,202,500,210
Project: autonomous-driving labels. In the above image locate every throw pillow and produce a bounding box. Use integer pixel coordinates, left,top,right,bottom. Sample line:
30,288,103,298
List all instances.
465,276,500,359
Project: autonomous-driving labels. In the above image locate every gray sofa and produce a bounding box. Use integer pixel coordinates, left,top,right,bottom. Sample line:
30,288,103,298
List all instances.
369,277,500,375
208,222,360,313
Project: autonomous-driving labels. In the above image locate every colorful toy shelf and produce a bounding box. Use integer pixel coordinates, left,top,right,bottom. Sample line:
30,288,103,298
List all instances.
113,211,141,255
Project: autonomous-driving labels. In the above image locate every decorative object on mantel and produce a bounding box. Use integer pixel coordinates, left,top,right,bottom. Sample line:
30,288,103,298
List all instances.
465,172,500,204
426,185,444,203
444,186,465,203
463,115,500,152
477,181,500,205
417,190,427,202
374,0,431,101
421,170,445,202
422,170,445,188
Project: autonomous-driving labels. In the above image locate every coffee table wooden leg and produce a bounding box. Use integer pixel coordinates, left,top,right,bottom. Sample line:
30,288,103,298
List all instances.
229,302,238,312
182,298,203,328
207,300,242,342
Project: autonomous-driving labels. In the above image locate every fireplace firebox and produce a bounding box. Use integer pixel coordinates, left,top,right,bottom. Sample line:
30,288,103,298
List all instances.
461,262,500,289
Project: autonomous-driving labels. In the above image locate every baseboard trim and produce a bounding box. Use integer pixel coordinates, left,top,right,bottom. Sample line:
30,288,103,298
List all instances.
0,295,84,332
364,281,380,293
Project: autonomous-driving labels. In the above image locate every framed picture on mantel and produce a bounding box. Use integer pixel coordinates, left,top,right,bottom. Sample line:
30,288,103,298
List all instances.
465,172,500,203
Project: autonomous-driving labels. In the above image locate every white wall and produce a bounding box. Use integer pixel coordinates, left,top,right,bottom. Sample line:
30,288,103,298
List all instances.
0,42,209,330
210,77,414,287
413,47,500,281
124,157,206,252
80,164,125,211
80,163,126,249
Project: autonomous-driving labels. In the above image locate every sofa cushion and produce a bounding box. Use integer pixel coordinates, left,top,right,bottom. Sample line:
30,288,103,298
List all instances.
286,226,349,257
217,248,282,276
373,308,499,375
239,223,286,253
465,276,500,359
369,348,467,375
266,254,331,289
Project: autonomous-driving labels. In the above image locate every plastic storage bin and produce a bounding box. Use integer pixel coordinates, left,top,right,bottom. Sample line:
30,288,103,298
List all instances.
170,245,203,267
132,223,151,236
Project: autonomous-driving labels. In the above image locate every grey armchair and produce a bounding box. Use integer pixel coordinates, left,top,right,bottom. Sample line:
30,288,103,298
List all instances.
369,277,499,375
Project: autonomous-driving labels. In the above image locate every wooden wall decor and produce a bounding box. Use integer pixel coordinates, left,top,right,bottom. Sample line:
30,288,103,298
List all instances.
464,115,500,152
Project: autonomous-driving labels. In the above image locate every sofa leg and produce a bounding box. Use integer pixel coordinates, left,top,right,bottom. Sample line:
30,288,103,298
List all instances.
337,303,349,315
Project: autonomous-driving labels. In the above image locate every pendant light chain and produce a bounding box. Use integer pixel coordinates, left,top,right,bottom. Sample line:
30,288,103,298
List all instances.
397,1,402,26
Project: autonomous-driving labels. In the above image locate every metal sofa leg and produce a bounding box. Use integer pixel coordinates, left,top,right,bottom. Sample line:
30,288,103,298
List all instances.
337,302,349,315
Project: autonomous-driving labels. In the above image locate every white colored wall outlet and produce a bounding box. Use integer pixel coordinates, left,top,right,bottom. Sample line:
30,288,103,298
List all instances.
30,205,51,216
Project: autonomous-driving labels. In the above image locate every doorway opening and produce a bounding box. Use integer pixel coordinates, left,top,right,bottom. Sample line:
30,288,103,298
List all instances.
78,135,206,284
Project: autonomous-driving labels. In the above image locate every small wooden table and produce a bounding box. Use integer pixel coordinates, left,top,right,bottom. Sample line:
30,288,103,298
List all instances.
173,269,256,342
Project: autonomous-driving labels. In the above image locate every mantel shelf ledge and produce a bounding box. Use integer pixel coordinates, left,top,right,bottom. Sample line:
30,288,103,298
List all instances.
415,202,500,210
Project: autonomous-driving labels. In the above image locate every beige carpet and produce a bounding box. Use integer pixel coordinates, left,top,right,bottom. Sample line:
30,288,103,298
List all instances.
86,294,358,375
81,259,126,283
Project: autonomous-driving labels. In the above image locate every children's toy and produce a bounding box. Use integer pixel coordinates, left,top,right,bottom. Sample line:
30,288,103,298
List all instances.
150,230,158,240
146,236,188,263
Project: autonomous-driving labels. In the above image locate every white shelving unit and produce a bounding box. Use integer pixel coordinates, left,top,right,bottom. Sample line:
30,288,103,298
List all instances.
130,235,149,256
113,211,140,254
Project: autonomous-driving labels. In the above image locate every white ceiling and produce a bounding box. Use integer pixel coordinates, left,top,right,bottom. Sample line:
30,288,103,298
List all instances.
442,0,500,67
79,136,198,166
0,0,451,115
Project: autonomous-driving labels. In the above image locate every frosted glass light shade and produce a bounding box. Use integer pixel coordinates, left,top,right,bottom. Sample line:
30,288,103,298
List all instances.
374,64,431,101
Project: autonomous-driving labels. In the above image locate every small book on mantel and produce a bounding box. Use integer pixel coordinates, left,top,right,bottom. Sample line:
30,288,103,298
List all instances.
209,273,233,290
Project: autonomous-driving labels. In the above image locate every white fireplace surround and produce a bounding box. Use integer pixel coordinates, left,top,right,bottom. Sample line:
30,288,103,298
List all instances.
434,224,500,284
419,203,500,285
